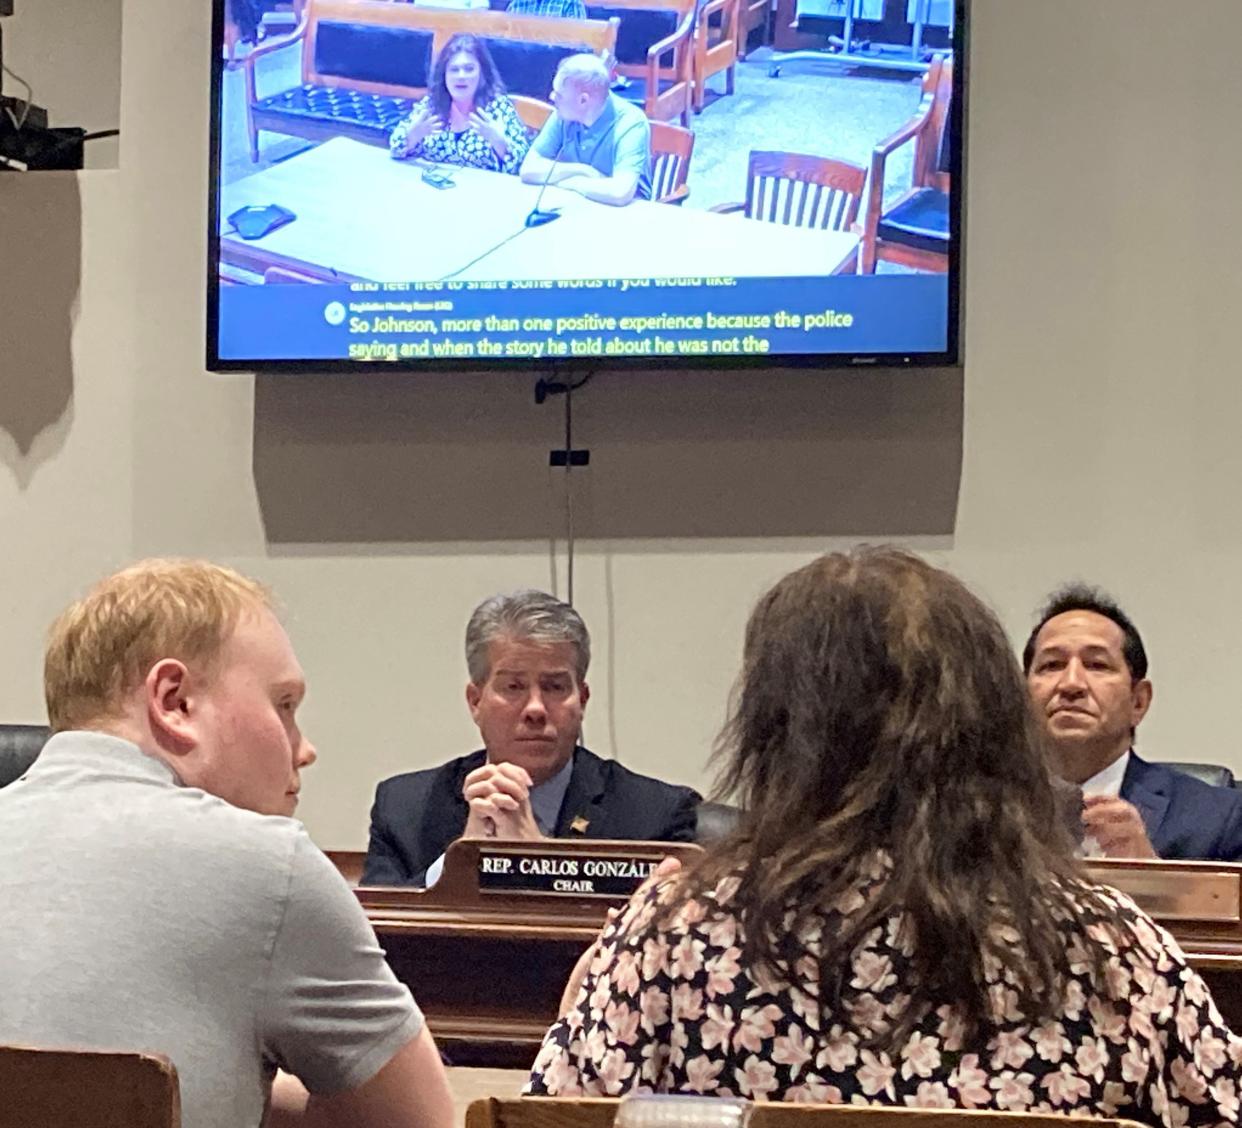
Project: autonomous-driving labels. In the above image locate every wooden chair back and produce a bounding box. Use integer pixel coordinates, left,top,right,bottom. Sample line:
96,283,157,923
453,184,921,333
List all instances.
588,0,696,126
742,149,866,230
512,94,555,136
692,0,740,111
649,119,694,203
858,51,952,273
912,54,953,193
0,1045,180,1128
301,0,621,97
467,1097,1154,1128
736,0,768,58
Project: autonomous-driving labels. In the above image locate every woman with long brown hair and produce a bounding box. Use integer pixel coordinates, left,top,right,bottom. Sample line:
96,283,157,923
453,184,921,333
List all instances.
529,548,1241,1123
390,34,528,174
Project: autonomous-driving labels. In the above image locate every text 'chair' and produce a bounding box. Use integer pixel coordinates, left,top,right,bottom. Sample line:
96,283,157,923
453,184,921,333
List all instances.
860,52,953,274
649,119,695,203
0,1045,180,1128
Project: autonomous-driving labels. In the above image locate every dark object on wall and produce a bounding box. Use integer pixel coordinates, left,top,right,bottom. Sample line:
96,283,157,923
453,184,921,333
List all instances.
0,124,86,171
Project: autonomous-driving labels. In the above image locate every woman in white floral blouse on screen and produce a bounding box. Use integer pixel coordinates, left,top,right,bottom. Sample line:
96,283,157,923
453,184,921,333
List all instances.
389,34,529,174
529,547,1242,1127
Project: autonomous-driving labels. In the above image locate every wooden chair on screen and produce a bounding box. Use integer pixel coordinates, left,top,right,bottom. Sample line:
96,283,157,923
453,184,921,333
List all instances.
859,52,953,274
592,0,697,127
691,0,741,112
649,120,694,203
0,1045,180,1128
512,94,555,138
711,149,865,270
736,0,768,58
467,1096,1155,1128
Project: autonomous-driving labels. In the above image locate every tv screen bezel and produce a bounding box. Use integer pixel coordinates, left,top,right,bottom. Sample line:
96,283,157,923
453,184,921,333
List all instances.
205,0,967,373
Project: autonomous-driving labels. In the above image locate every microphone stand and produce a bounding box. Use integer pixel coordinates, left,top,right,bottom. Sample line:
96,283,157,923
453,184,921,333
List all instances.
525,142,565,228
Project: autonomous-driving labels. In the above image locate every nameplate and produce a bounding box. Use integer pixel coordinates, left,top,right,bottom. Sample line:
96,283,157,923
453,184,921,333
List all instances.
477,846,660,898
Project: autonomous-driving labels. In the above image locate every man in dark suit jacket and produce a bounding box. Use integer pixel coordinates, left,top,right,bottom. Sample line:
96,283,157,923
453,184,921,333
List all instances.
363,745,700,885
1024,583,1242,861
1117,752,1242,861
362,590,701,886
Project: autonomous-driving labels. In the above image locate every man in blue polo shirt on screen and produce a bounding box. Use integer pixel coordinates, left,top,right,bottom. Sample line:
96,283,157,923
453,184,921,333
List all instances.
520,54,651,206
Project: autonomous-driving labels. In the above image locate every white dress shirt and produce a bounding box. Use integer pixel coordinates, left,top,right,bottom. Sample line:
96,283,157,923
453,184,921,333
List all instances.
1080,748,1131,857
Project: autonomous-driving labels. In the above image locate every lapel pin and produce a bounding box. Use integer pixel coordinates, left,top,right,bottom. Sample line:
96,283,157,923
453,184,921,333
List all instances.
570,816,590,834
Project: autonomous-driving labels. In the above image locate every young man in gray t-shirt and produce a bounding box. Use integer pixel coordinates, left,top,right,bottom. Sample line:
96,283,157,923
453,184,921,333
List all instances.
0,560,453,1128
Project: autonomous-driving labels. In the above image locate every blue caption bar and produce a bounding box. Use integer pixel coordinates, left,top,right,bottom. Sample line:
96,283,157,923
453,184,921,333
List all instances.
218,274,949,362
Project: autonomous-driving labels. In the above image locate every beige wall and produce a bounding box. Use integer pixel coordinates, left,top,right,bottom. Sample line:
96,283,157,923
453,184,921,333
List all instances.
3,0,1241,849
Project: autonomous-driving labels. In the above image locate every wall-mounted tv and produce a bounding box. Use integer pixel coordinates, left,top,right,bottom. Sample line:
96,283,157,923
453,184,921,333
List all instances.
208,0,965,370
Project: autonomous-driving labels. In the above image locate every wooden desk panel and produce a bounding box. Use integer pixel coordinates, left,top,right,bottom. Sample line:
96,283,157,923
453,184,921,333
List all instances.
1084,859,1242,954
357,839,696,1067
334,850,1242,1068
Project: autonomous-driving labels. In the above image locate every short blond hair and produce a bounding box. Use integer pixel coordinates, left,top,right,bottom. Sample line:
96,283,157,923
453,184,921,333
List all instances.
557,53,610,99
45,559,273,732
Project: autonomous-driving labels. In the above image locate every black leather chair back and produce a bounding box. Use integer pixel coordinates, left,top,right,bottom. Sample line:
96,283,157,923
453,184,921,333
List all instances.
1153,760,1235,790
694,800,740,844
314,21,434,88
0,724,51,788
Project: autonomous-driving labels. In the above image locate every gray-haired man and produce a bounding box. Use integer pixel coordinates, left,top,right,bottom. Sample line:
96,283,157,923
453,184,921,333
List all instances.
362,590,700,885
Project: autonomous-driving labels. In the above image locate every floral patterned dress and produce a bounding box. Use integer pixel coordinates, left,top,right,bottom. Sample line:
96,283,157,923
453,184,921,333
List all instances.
528,858,1242,1127
388,94,529,175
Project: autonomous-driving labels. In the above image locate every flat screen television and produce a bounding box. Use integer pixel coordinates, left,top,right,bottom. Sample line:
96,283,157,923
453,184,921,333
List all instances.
207,0,965,371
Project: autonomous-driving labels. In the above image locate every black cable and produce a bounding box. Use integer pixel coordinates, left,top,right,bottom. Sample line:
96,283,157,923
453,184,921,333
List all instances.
82,129,120,143
566,377,576,606
436,225,526,282
534,370,593,404
535,369,595,605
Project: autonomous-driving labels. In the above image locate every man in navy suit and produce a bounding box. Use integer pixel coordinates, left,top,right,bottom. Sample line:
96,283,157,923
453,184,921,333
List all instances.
1024,584,1242,861
362,590,701,886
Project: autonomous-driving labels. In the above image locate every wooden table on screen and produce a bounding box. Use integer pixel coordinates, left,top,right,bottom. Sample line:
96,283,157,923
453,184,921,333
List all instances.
218,136,860,283
334,849,1242,1069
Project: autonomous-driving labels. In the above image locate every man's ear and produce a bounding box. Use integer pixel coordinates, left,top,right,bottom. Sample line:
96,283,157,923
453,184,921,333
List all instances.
465,681,482,722
579,680,590,710
146,659,197,750
1131,679,1153,728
